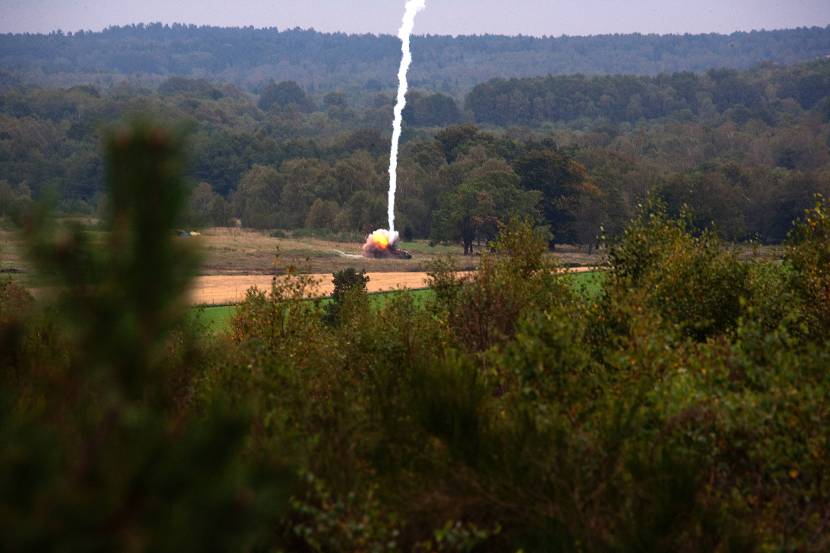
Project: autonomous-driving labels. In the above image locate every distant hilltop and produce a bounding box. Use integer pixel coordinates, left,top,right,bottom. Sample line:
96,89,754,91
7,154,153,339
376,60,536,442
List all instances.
1,24,829,94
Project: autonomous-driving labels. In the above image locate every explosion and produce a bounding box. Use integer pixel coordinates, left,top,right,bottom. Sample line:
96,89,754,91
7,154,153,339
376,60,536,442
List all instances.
363,229,411,259
362,0,424,261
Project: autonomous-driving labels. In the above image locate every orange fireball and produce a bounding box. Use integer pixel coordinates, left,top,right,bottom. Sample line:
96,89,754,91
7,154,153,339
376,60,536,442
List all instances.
363,229,402,258
370,230,390,250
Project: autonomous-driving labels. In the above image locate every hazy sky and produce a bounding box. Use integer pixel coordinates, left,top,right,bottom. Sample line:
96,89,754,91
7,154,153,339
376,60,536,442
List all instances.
1,0,829,36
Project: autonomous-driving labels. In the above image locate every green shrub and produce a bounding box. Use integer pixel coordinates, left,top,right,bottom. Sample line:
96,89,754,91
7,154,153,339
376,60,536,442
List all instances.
326,268,370,325
608,200,751,340
230,268,323,349
786,195,830,339
429,220,573,353
290,472,401,552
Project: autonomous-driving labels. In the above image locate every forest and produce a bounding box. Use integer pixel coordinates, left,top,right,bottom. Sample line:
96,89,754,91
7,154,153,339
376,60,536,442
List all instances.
2,59,830,245
1,24,830,93
467,59,830,125
1,124,829,550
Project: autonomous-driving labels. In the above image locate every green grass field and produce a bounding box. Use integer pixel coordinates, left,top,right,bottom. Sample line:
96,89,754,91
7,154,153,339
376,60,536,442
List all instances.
193,271,606,333
570,270,606,298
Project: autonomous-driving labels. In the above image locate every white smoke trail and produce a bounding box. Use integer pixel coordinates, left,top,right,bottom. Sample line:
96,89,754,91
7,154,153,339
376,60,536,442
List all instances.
333,249,364,259
387,0,426,234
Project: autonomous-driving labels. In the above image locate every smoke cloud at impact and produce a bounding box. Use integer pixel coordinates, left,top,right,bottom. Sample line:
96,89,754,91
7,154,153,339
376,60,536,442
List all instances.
364,0,426,258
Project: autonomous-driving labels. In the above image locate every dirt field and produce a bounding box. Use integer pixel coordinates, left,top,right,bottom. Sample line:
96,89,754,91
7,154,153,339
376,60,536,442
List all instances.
189,267,597,306
195,228,451,275
194,227,605,275
3,223,786,305
190,272,437,305
0,227,28,282
1,225,606,281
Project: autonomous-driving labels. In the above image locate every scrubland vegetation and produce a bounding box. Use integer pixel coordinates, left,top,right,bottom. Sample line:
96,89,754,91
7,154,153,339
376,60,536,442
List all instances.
3,22,830,552
2,123,829,552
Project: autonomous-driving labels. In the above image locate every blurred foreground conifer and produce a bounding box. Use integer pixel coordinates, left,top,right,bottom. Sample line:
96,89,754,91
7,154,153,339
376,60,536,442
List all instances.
0,122,293,551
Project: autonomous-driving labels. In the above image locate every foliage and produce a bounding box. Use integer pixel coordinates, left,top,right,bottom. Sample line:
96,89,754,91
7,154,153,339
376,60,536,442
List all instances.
0,122,294,551
404,92,462,127
290,472,401,552
185,181,232,227
326,268,370,325
3,24,830,93
467,59,830,126
232,164,283,229
259,80,316,113
331,268,369,299
3,47,830,548
515,147,594,244
230,268,322,349
0,180,33,225
786,195,830,340
159,76,224,99
2,60,830,246
431,162,542,254
608,200,751,340
429,220,570,352
4,132,830,550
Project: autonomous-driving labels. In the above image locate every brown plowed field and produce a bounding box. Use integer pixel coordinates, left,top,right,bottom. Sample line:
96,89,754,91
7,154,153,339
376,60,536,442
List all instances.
191,272,446,305
189,267,596,306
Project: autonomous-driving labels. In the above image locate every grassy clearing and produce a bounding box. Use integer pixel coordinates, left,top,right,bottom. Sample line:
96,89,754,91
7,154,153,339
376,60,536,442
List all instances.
194,271,606,332
569,269,606,298
192,304,238,332
397,241,460,255
366,287,435,308
193,288,436,332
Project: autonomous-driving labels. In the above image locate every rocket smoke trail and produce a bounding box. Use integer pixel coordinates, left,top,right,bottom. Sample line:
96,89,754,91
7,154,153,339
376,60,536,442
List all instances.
387,0,426,234
362,0,425,257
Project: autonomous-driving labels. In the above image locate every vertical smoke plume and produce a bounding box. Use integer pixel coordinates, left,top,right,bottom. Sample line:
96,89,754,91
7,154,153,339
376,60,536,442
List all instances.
363,0,425,259
387,0,426,234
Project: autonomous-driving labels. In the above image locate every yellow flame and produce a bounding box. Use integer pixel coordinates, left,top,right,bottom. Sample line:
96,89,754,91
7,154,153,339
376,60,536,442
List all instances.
371,230,390,249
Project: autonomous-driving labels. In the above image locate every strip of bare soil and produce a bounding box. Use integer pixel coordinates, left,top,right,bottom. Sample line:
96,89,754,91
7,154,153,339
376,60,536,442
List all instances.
189,267,596,306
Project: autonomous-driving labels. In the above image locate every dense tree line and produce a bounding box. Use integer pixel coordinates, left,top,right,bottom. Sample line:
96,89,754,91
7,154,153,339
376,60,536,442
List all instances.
2,24,830,95
467,59,830,125
2,60,830,245
3,126,830,550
